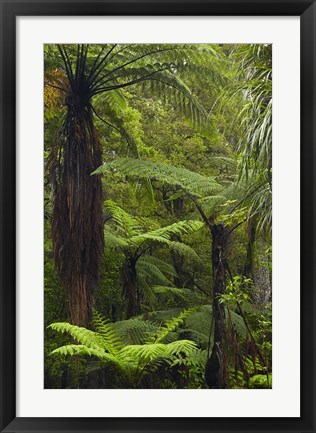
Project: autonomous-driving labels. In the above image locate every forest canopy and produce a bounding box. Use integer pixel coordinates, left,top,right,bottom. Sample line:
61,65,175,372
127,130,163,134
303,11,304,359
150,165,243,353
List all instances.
44,43,272,390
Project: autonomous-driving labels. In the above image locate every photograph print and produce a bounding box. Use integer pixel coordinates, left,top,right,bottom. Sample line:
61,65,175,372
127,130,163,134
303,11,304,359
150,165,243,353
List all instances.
44,43,272,390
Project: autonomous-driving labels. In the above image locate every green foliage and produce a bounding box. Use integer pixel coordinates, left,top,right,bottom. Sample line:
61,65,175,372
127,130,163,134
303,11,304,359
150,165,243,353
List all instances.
94,158,222,198
48,309,204,388
104,200,203,249
168,241,202,263
249,373,272,389
92,310,123,355
48,322,107,351
148,308,195,343
114,318,158,345
137,256,175,286
152,286,199,305
220,275,253,306
231,44,272,234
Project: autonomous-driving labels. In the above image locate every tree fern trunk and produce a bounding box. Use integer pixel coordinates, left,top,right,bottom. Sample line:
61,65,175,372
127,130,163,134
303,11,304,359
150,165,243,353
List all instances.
123,258,139,318
243,217,256,278
205,224,228,389
51,102,104,327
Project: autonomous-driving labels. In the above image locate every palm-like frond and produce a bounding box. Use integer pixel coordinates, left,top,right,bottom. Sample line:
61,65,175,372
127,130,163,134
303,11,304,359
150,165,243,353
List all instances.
228,44,272,234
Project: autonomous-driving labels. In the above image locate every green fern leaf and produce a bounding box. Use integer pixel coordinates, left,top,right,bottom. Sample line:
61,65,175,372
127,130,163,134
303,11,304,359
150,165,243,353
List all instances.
92,310,123,355
48,322,106,351
50,344,119,365
94,158,222,198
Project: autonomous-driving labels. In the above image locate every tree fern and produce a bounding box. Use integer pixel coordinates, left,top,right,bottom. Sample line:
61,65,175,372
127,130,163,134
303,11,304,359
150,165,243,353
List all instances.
104,201,203,315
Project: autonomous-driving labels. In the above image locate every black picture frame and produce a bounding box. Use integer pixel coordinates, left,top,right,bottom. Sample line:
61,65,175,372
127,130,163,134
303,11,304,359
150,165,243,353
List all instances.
0,1,315,432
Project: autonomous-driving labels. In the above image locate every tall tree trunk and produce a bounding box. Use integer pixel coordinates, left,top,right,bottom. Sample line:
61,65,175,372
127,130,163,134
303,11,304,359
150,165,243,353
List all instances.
205,223,228,389
51,102,104,327
123,257,139,318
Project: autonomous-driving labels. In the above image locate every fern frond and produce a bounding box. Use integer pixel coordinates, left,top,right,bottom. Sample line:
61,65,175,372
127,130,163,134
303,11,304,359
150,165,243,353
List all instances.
104,200,142,237
138,256,177,278
136,256,173,286
145,220,203,239
50,344,119,365
152,286,196,304
199,195,226,214
94,158,222,198
92,310,123,355
163,339,198,357
120,343,167,362
104,225,129,249
149,309,194,344
48,322,106,351
172,347,208,368
114,318,159,345
169,241,201,262
137,275,157,306
130,219,203,247
94,88,127,113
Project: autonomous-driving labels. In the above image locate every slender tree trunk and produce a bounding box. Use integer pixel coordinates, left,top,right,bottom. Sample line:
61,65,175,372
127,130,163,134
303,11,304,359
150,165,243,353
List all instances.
123,257,139,318
243,217,256,278
205,223,228,389
171,241,185,288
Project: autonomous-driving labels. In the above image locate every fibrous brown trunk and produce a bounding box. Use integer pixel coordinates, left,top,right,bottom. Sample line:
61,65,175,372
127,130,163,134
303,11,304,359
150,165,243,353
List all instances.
205,223,228,389
51,101,104,327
